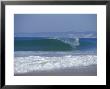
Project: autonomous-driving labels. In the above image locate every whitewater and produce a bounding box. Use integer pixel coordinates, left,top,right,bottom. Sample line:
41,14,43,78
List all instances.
14,53,97,74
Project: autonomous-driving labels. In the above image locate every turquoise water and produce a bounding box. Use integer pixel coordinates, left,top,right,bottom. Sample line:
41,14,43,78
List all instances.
14,37,96,52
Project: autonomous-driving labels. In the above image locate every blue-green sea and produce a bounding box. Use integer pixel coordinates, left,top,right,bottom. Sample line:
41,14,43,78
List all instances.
14,37,96,52
14,37,97,74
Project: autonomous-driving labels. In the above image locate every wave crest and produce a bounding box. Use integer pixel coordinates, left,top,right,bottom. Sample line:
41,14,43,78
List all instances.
57,38,80,48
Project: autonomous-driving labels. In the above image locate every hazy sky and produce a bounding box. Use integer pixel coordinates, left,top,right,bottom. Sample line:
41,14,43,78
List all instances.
14,14,97,34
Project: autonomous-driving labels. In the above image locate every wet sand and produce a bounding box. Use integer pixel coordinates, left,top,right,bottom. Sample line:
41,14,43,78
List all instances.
15,64,97,76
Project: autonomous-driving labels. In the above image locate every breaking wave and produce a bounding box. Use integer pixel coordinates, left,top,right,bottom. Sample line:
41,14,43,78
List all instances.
56,38,80,48
14,37,96,51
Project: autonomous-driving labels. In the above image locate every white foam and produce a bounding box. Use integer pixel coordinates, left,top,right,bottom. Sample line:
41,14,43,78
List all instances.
14,55,97,74
57,38,80,48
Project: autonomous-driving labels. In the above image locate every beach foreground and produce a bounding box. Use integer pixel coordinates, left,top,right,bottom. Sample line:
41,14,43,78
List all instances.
14,53,97,76
15,64,96,76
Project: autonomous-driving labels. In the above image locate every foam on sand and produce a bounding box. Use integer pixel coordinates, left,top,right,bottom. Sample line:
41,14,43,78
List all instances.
14,55,97,74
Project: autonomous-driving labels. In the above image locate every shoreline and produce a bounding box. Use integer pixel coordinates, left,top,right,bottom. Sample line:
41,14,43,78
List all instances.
15,64,97,76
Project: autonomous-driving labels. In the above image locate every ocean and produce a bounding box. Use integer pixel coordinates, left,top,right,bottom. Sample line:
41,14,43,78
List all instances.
14,37,97,75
